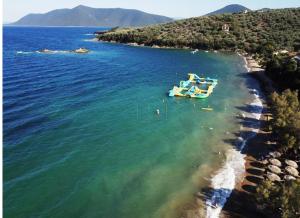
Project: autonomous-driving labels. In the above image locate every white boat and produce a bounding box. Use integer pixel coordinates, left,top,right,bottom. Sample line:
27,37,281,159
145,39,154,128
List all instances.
191,49,199,54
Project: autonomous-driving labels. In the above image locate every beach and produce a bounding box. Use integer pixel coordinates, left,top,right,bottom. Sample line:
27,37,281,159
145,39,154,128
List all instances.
219,55,276,218
175,53,270,218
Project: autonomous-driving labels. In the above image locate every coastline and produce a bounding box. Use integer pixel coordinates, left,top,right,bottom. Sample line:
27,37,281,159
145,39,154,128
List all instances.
219,55,275,217
204,54,265,218
96,38,236,53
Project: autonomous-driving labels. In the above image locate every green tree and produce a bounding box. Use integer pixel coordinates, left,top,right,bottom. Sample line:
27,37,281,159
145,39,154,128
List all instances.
270,90,300,152
281,180,300,218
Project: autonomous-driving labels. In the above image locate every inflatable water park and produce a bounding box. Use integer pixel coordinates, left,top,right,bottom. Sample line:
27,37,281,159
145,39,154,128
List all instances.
169,73,218,99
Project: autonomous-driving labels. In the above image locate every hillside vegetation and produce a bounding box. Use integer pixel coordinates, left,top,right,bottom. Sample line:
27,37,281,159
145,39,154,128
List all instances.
12,5,173,27
205,4,250,16
98,8,300,53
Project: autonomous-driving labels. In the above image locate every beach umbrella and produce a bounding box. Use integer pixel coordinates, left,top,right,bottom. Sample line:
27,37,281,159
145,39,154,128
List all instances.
285,160,298,168
270,151,282,158
269,158,282,167
268,165,282,174
267,172,281,182
284,175,296,181
285,166,299,177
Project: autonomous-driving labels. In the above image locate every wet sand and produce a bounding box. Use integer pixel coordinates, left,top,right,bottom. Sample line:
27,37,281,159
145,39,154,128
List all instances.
219,56,275,218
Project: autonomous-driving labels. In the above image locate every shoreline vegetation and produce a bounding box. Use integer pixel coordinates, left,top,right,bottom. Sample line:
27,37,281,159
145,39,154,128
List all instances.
96,8,300,53
94,7,300,218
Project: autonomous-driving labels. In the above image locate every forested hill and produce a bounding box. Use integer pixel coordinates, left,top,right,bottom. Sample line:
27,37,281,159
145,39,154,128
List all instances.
205,4,250,15
12,5,173,27
97,8,300,53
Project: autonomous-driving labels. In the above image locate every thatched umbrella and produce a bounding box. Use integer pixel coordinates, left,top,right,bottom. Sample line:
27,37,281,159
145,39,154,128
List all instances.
270,151,282,158
285,160,298,168
284,175,296,181
267,172,281,182
285,166,299,177
269,158,282,167
268,165,282,174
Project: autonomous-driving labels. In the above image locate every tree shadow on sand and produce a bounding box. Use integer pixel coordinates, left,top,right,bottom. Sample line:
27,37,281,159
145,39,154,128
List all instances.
236,116,268,130
199,185,266,217
236,105,263,115
221,189,266,218
246,168,265,176
218,86,277,217
249,161,265,168
245,175,263,184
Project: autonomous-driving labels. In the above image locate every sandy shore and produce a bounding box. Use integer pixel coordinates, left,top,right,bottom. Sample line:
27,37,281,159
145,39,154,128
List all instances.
219,56,275,218
184,54,273,218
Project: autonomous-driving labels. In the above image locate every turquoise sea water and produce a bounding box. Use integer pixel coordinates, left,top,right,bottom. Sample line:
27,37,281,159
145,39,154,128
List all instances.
4,27,254,218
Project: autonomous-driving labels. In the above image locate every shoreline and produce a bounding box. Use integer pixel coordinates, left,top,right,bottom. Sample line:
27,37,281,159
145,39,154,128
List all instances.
219,55,275,217
204,55,265,218
96,38,244,53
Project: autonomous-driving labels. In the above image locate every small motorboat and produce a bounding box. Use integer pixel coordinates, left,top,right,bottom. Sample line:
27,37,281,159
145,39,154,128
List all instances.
191,49,199,54
74,48,89,53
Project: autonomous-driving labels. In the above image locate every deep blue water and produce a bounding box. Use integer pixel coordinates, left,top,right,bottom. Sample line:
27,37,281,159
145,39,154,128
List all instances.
4,26,252,218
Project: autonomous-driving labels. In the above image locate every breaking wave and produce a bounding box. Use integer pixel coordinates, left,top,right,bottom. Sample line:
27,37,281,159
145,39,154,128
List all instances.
205,87,263,218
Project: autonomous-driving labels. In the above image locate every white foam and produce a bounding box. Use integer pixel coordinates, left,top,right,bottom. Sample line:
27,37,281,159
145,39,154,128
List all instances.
36,50,70,54
16,51,32,54
52,50,69,53
205,87,263,218
250,90,263,120
243,57,251,72
206,148,246,218
83,38,98,42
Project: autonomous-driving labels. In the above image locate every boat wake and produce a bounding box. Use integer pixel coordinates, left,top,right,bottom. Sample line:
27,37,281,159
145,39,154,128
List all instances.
16,50,79,55
16,51,33,54
36,50,70,54
205,88,263,218
83,38,98,42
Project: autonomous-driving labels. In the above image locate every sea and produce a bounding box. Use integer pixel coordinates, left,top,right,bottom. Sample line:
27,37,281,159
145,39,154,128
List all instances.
3,26,263,218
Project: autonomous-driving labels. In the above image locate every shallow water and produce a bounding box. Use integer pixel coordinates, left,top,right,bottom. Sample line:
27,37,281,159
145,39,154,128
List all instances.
4,27,255,218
